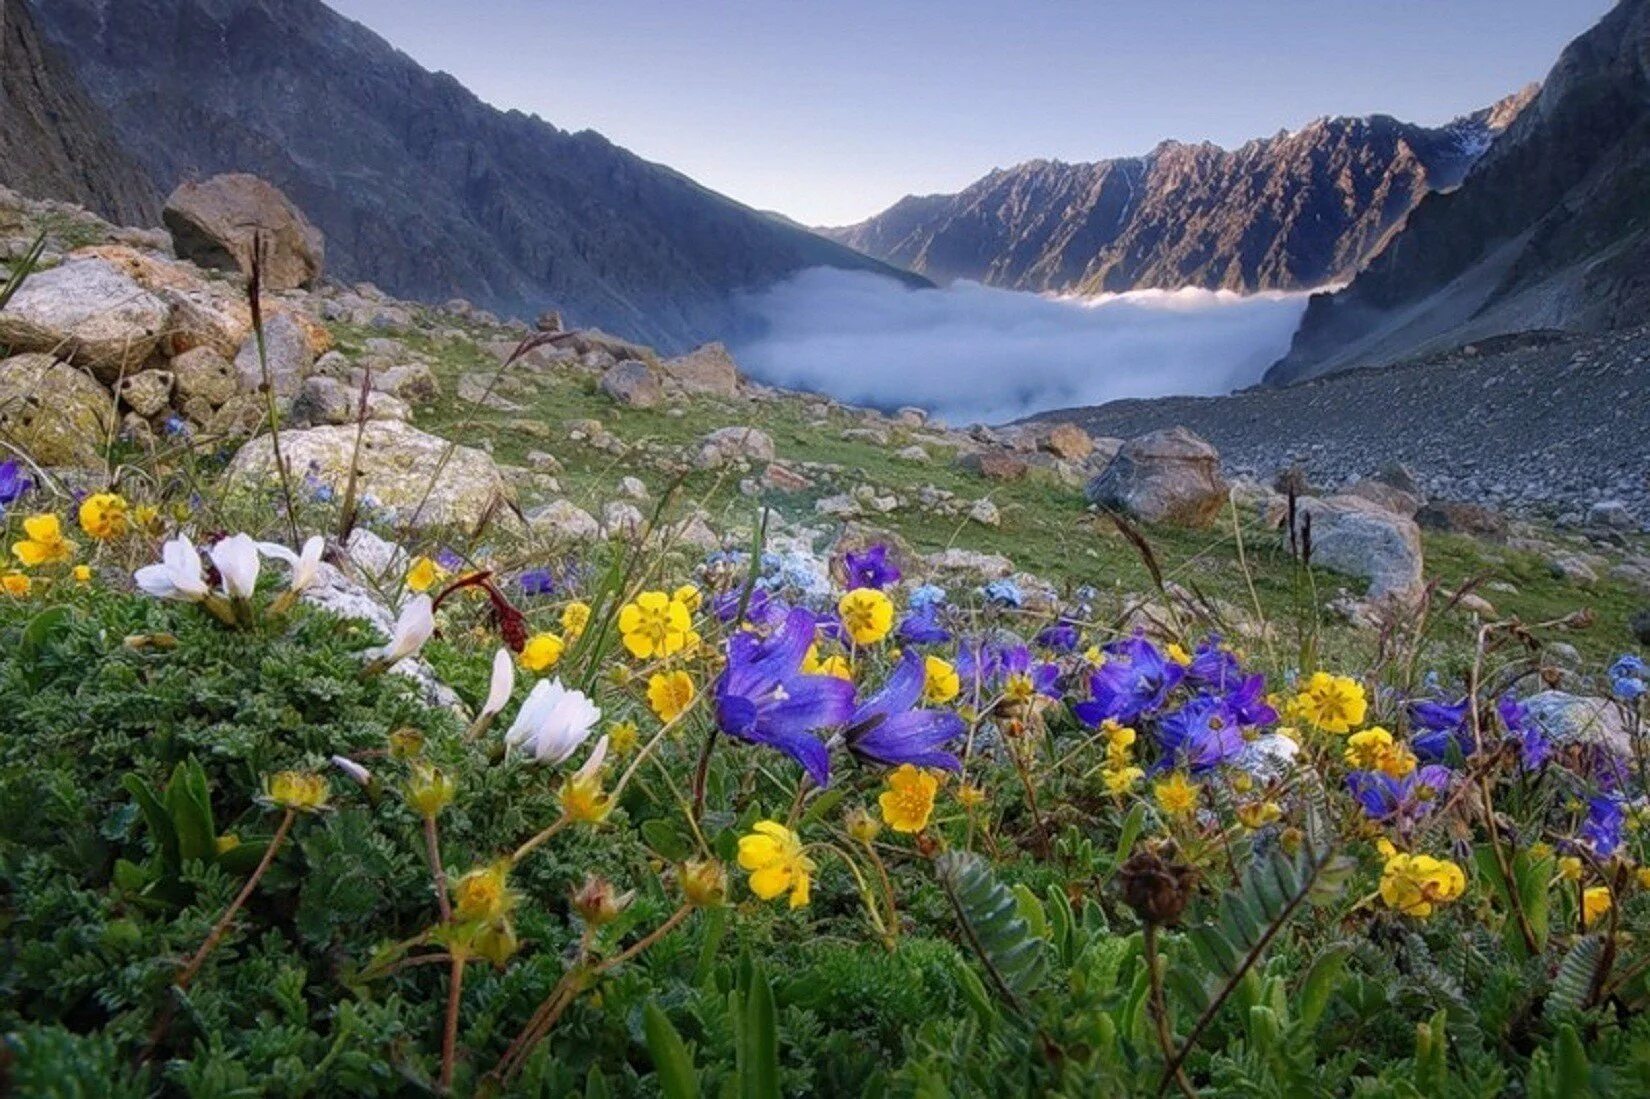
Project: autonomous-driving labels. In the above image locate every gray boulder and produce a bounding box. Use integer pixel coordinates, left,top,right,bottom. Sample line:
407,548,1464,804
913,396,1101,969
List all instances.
600,359,664,408
1085,426,1228,528
660,341,740,397
233,311,315,400
0,257,168,379
1296,494,1425,601
0,353,114,466
171,347,241,407
164,174,324,290
1524,691,1632,755
292,375,411,426
526,499,601,542
695,426,775,468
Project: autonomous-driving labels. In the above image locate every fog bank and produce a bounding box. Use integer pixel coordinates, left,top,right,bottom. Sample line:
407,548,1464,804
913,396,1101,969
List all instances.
731,269,1313,423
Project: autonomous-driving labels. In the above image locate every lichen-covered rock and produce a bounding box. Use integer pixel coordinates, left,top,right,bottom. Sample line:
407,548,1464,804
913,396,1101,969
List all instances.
171,347,241,408
226,421,511,530
233,311,317,399
660,342,740,397
1295,494,1425,601
1038,422,1095,462
600,360,664,408
1524,691,1631,754
164,174,324,291
292,375,411,426
117,369,173,417
1085,426,1228,528
956,450,1030,482
0,257,168,379
526,499,601,542
601,501,646,538
370,363,441,403
0,353,113,466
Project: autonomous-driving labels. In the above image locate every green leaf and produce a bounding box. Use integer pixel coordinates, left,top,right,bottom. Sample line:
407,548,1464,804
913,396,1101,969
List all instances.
1296,943,1351,1032
122,772,179,873
641,818,692,861
1111,802,1146,876
1011,884,1048,939
166,758,217,864
736,963,780,1099
643,1002,699,1099
934,852,1048,1015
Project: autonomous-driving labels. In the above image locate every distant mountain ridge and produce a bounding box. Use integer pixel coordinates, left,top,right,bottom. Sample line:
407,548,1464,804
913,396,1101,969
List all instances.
0,0,158,226
28,0,917,351
1269,0,1650,383
824,95,1534,296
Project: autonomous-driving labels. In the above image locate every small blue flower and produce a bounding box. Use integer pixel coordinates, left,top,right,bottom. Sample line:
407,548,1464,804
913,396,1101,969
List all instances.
845,652,965,770
1615,676,1647,701
1610,654,1647,680
897,604,951,645
519,568,555,597
843,543,901,590
1073,635,1185,726
1347,765,1452,824
0,459,31,510
1579,795,1625,856
982,579,1022,607
908,584,946,610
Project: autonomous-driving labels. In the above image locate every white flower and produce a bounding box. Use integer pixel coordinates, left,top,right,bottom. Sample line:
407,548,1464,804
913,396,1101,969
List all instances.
330,754,373,786
381,594,434,665
482,648,515,718
505,678,601,764
209,533,261,600
134,534,210,601
573,735,609,781
258,535,325,593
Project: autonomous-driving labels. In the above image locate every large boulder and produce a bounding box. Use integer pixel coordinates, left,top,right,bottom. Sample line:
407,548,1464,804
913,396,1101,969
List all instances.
957,450,1030,482
0,353,114,466
526,499,601,542
163,174,324,290
694,426,775,468
226,421,511,530
1037,422,1095,462
1295,494,1425,602
660,342,740,397
170,347,241,408
233,311,318,399
1085,426,1228,528
0,257,168,378
600,359,664,408
291,375,411,426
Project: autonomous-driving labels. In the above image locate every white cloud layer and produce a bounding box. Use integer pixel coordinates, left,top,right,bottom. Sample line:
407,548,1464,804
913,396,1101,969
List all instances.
730,269,1313,424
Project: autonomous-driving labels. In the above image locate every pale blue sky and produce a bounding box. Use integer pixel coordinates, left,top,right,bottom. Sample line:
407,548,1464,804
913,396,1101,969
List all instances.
325,0,1613,225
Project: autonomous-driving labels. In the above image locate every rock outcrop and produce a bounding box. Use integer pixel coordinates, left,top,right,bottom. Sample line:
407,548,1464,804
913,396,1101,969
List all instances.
164,174,324,291
1295,495,1425,602
0,256,168,378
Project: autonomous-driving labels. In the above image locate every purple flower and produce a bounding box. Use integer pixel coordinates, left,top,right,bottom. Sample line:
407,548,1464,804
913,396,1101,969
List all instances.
1499,694,1550,771
997,644,1061,700
1223,674,1278,728
1579,795,1625,857
1409,698,1473,761
714,587,783,629
1347,764,1453,823
1156,695,1245,772
1035,620,1080,653
843,544,901,590
953,638,1003,697
1072,636,1185,726
897,605,952,645
1187,637,1241,689
0,460,30,510
519,568,556,597
846,652,965,770
436,548,464,572
712,609,856,786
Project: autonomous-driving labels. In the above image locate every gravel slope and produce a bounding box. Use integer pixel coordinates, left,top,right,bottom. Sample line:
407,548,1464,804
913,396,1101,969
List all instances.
1028,327,1650,524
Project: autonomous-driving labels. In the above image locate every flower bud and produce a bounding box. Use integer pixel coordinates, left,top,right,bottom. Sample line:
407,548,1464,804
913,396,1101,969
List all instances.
679,859,728,908
571,874,633,927
473,918,520,966
452,862,514,922
388,727,425,759
1118,845,1198,927
845,807,880,844
406,762,457,818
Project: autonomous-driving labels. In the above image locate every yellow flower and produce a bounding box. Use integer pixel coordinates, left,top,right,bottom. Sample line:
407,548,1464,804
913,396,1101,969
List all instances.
560,770,612,823
1237,801,1283,830
264,771,329,813
1294,672,1368,734
452,862,515,922
1102,765,1144,795
956,783,986,810
73,564,93,584
1154,772,1201,818
845,807,881,843
878,764,939,833
1,571,31,597
608,720,639,756
618,590,693,659
1231,772,1254,794
803,643,853,680
1637,867,1650,891
1558,856,1583,882
519,632,566,673
1583,886,1614,927
1344,727,1394,769
838,588,894,646
78,493,128,540
12,513,76,567
132,503,161,534
648,670,696,723
1166,642,1193,666
923,656,960,704
405,762,456,819
405,555,445,592
561,600,591,638
680,859,728,908
1379,853,1466,917
738,820,815,908
672,584,703,613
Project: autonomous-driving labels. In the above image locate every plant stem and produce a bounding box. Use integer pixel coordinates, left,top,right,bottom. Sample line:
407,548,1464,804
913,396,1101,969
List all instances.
1143,923,1198,1099
424,815,452,923
511,813,570,864
440,955,465,1091
175,808,295,991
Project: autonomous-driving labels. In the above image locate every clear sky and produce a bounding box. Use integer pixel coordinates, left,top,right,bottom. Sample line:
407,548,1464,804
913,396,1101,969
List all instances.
324,0,1613,226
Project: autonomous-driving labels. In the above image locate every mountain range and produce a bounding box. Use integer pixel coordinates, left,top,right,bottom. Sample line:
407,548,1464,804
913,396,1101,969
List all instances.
1268,0,1650,382
822,94,1534,296
22,0,915,352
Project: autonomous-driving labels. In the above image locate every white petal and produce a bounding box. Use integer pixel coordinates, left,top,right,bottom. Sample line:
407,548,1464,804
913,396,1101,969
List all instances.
483,648,515,716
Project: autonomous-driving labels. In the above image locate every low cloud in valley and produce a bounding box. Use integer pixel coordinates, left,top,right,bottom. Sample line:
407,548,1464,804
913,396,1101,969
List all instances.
731,269,1313,424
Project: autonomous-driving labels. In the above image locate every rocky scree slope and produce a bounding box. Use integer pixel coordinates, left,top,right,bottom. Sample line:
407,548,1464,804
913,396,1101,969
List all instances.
1270,0,1650,383
824,97,1531,295
0,0,158,226
27,0,918,352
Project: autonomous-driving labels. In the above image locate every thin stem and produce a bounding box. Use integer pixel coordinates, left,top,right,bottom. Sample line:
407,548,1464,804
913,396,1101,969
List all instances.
511,813,570,864
1143,923,1198,1099
424,815,452,923
440,955,465,1091
175,809,295,991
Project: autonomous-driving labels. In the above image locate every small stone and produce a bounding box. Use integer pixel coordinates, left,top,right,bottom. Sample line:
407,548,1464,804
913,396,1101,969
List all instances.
896,445,930,463
968,498,1001,527
602,501,646,538
618,476,649,500
526,499,600,542
957,450,1030,482
600,360,664,408
695,426,775,469
118,370,174,417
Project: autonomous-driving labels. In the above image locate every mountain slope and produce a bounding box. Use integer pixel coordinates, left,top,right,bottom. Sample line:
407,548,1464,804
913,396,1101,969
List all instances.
1268,0,1650,384
28,0,916,351
825,100,1531,296
0,0,158,225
